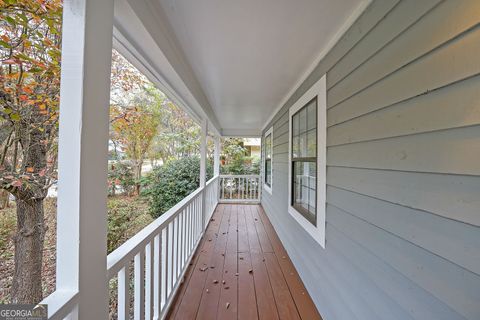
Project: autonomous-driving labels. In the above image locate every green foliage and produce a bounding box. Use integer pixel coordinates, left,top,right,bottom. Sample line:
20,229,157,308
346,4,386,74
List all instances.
249,156,261,174
108,161,135,196
141,157,213,218
0,0,63,199
148,89,201,163
220,138,260,175
107,197,153,254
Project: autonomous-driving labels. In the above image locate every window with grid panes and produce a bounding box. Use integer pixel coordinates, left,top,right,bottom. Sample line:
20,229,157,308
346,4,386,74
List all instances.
265,132,272,187
291,97,317,225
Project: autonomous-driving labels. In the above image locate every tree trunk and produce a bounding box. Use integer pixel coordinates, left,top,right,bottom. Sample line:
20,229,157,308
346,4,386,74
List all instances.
11,198,45,304
110,164,116,196
0,190,9,209
134,160,143,195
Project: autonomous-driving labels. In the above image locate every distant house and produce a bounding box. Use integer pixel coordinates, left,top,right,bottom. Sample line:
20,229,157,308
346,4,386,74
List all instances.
243,138,261,158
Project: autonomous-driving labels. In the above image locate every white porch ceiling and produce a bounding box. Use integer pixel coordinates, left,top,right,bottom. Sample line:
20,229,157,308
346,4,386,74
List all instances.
113,0,369,136
155,0,369,135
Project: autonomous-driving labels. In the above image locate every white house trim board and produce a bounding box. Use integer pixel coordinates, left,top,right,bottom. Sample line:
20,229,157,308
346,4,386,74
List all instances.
288,75,327,248
263,126,273,195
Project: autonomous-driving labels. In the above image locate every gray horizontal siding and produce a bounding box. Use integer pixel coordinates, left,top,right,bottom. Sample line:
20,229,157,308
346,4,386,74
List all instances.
261,1,480,319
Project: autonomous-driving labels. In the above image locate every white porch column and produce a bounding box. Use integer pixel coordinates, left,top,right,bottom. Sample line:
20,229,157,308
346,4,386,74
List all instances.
214,136,220,177
56,0,113,318
200,118,208,231
199,118,208,187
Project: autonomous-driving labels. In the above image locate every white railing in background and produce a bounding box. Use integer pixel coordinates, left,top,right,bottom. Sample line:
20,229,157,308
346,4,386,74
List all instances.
219,175,261,203
42,176,219,320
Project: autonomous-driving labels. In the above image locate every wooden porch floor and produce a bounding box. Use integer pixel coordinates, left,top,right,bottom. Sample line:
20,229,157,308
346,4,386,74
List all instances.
167,204,322,320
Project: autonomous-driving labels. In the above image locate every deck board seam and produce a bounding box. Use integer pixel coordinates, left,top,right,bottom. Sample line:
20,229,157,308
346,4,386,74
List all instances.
247,205,281,319
196,204,231,320
256,206,322,320
254,206,302,319
240,205,261,320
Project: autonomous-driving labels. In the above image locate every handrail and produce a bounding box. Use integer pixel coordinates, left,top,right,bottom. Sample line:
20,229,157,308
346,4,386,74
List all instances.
107,186,203,276
107,175,221,277
40,290,78,320
219,174,260,178
206,175,217,185
107,174,219,319
107,175,221,275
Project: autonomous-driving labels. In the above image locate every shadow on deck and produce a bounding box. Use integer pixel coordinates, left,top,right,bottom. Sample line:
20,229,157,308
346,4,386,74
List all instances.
167,204,322,320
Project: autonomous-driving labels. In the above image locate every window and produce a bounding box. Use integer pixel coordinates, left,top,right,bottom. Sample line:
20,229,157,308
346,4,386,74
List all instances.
288,75,326,248
291,98,317,224
264,126,273,194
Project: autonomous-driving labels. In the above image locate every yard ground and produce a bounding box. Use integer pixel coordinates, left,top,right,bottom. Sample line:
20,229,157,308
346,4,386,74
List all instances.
0,196,153,304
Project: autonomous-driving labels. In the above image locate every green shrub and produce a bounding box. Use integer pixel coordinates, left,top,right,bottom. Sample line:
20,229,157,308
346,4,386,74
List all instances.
141,156,212,218
107,197,152,254
221,155,260,175
249,156,261,174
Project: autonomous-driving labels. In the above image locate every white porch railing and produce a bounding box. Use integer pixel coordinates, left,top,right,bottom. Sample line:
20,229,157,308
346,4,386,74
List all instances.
42,175,219,320
219,174,261,203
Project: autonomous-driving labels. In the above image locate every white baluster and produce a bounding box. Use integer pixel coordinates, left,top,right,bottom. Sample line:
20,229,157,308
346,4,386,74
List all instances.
164,227,169,302
170,222,174,295
154,234,161,319
118,266,129,320
134,251,145,320
145,242,154,319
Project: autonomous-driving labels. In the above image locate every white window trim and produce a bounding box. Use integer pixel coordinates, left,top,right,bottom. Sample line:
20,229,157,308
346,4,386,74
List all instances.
263,126,273,195
288,75,326,248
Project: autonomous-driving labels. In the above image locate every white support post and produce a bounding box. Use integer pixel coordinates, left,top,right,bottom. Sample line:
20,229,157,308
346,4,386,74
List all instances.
200,119,208,188
200,119,207,231
55,0,113,318
214,136,220,177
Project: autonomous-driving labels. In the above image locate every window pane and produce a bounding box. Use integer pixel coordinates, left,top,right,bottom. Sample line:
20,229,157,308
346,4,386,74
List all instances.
293,182,300,203
308,187,316,215
265,159,271,186
293,162,305,205
294,161,303,181
265,134,272,159
293,161,316,222
308,162,316,188
292,113,299,137
299,107,307,133
299,132,307,158
307,129,316,157
292,136,299,158
308,162,316,214
307,100,316,130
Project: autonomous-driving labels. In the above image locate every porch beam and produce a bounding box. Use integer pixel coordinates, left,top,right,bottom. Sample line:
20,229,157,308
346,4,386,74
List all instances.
221,128,262,137
55,0,114,318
